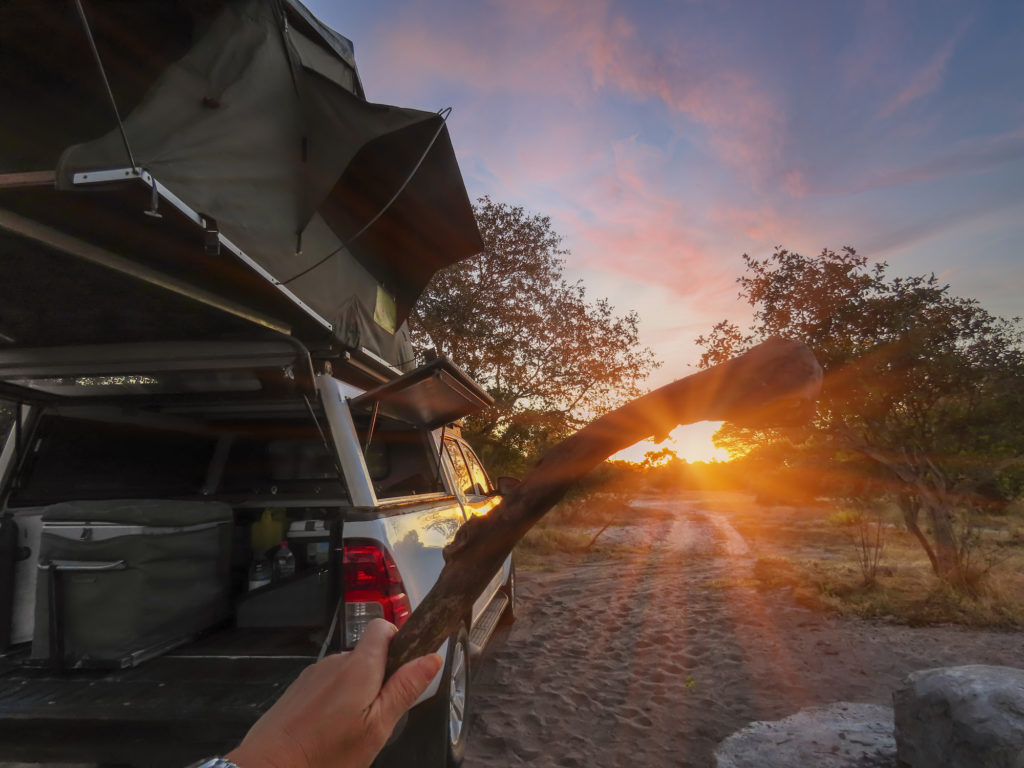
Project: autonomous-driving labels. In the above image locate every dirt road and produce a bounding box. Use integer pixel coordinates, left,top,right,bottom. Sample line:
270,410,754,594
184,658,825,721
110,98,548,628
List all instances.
464,500,1023,767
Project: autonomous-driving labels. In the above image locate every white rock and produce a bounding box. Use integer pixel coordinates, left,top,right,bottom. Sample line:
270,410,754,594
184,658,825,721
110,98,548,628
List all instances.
893,665,1024,768
714,702,897,767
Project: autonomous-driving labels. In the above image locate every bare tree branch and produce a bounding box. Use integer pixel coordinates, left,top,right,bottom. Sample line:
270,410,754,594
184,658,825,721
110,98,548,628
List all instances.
386,338,822,675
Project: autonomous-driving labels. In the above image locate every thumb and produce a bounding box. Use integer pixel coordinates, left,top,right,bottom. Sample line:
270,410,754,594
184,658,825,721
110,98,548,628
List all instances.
375,653,443,727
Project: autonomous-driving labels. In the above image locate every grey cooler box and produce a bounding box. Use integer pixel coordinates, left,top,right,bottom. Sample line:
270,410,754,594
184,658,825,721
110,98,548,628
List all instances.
31,499,233,669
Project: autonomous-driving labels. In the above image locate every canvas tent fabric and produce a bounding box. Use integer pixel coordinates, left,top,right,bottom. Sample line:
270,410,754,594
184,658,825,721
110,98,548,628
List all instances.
4,0,481,370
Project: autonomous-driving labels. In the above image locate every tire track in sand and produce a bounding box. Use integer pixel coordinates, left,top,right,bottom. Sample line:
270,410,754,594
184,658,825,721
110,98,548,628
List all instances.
464,498,1023,767
465,505,779,767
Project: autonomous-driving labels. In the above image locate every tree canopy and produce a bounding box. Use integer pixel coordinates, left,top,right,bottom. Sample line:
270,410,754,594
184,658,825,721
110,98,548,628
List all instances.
697,246,1024,584
410,196,659,473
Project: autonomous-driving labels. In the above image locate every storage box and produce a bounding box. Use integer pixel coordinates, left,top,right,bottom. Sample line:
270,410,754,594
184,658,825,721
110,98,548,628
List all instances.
31,499,232,669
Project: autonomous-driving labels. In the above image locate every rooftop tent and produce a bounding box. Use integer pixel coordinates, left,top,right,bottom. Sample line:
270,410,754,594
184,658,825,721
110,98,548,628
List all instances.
0,0,481,370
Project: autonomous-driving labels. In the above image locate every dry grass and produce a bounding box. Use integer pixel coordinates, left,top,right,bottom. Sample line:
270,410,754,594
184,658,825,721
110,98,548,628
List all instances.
517,488,1024,627
515,492,673,567
717,493,1024,628
515,527,594,569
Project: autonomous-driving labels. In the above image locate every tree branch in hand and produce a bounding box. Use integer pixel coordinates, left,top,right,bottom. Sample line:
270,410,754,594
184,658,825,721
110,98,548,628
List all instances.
386,337,822,675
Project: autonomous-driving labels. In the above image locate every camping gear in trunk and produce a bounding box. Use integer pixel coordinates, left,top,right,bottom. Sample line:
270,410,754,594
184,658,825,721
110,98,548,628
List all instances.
287,518,331,570
31,499,232,669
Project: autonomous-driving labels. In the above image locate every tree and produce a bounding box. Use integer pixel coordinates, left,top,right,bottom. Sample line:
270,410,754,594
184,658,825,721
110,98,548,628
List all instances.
640,447,679,469
697,247,1024,585
410,197,659,473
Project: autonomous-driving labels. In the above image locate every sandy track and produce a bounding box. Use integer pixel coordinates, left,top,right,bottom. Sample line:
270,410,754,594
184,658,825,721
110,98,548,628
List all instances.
464,502,1023,767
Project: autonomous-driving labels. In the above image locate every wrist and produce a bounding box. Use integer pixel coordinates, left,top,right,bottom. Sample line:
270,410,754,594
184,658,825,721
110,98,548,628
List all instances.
224,743,295,768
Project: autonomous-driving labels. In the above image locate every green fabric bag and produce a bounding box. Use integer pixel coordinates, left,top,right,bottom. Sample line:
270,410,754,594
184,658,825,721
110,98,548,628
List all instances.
32,500,232,668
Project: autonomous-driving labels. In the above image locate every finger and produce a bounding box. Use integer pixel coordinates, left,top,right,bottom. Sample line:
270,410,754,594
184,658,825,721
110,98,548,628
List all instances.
375,653,444,728
346,618,397,695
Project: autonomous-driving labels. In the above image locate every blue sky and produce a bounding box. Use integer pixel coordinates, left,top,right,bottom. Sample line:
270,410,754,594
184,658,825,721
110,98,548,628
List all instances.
307,0,1024,460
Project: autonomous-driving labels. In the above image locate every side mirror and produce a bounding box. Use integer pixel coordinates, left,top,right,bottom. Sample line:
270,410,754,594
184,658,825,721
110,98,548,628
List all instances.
495,476,521,495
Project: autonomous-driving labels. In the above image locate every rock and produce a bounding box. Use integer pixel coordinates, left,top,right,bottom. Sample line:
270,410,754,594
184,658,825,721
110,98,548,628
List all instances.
714,702,897,767
893,665,1024,768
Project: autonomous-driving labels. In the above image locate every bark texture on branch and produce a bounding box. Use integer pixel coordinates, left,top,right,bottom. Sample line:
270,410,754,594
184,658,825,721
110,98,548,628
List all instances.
386,337,822,675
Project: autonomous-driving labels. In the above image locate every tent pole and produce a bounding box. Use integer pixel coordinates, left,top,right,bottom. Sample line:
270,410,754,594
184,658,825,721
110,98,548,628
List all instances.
73,0,138,170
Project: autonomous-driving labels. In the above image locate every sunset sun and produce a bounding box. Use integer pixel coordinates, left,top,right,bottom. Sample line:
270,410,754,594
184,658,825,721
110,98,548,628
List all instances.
613,421,731,464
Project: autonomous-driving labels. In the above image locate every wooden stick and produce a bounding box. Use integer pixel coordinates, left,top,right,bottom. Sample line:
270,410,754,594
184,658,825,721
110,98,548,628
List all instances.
386,337,822,674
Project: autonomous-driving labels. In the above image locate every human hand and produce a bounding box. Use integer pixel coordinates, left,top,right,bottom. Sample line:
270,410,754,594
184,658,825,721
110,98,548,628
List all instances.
225,619,443,768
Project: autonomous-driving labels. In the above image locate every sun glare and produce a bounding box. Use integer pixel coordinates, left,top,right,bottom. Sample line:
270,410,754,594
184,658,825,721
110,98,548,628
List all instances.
613,422,730,464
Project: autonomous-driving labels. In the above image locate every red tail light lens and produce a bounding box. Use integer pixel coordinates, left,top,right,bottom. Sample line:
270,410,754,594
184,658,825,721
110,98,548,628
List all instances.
343,540,411,647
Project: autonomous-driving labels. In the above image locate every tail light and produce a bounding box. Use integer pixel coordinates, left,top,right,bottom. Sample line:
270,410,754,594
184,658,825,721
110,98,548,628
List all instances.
343,540,412,647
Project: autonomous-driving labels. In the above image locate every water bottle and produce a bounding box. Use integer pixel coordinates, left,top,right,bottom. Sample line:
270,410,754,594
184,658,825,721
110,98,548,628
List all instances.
274,540,296,581
248,554,272,591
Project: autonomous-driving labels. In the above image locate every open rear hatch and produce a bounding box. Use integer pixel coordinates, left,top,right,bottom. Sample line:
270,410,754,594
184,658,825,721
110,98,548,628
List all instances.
0,338,494,768
0,349,495,767
0,337,331,767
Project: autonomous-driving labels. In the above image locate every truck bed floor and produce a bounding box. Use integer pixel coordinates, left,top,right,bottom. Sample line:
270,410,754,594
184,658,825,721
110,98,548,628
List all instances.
0,628,319,767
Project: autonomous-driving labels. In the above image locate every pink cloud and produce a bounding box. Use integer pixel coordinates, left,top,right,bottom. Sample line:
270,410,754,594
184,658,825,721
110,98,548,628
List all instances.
711,204,796,245
333,0,1024,385
365,0,785,186
567,210,734,308
512,121,608,186
361,1,608,101
471,128,793,319
782,169,809,199
877,25,965,120
558,193,738,313
579,16,785,182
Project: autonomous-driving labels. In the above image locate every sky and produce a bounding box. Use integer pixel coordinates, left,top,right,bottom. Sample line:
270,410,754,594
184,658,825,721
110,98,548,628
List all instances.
307,0,1024,462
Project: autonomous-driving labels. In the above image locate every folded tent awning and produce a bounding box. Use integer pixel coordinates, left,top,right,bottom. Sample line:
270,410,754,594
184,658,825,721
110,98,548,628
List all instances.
0,0,482,370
